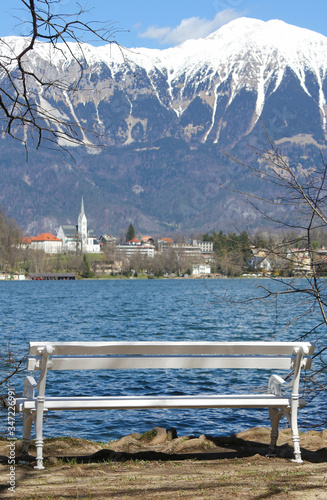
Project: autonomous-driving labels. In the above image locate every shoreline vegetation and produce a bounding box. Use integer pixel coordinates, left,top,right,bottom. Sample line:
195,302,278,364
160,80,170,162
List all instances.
1,426,326,499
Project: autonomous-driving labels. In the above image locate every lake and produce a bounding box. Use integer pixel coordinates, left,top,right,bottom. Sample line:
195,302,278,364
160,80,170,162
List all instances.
0,278,325,441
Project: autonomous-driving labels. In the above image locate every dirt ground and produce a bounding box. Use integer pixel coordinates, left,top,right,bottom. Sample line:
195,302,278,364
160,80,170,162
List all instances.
1,427,326,499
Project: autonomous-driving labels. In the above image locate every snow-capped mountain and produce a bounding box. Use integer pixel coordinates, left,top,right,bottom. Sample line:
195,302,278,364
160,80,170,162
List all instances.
1,18,327,234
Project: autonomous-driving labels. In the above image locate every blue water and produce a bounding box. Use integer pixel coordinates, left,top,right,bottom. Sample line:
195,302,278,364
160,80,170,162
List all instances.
0,278,325,441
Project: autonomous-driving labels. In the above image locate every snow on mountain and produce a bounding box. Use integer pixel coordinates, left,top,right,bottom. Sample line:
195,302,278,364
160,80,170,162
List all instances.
69,18,327,141
76,17,327,78
2,17,327,141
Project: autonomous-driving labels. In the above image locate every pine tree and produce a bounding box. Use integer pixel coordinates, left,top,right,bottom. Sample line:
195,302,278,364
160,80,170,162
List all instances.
126,224,135,242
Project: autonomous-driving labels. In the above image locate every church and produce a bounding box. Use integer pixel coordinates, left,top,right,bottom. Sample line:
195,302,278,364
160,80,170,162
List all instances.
57,198,101,253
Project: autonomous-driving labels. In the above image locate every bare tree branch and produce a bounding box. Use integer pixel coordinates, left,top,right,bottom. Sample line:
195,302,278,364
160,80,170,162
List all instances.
0,0,125,152
218,123,327,399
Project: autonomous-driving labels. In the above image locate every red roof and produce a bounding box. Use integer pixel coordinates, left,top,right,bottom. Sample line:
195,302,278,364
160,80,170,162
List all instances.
160,237,174,244
127,238,141,244
32,233,62,242
21,236,33,244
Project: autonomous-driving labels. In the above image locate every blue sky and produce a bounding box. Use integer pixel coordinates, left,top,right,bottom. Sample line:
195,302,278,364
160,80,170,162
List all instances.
2,0,327,48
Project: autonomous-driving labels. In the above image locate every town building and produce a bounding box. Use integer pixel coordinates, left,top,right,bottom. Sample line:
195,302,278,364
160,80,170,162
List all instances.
248,255,272,272
31,233,63,254
99,234,117,245
286,249,311,273
158,238,213,260
116,237,155,259
192,263,212,275
248,248,272,272
162,242,202,259
141,236,155,246
192,240,214,254
0,269,26,280
20,233,63,254
157,237,174,252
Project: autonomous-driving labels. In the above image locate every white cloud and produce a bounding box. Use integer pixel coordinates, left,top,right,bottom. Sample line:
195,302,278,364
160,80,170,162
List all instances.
139,9,242,46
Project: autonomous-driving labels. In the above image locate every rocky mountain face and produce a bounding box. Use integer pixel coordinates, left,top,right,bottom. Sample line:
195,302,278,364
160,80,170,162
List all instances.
1,18,327,236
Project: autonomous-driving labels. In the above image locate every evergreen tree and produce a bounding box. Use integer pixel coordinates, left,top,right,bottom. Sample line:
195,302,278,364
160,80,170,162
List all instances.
126,224,135,242
81,255,93,278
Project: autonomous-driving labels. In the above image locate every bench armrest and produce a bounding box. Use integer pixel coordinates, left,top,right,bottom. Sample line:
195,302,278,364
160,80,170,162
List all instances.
268,374,291,396
23,376,38,399
269,346,309,397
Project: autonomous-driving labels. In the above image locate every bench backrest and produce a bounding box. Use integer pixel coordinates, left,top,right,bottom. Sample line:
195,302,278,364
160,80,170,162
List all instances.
27,341,314,372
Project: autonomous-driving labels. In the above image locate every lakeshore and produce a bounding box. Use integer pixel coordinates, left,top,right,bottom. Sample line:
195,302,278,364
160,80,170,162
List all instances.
0,271,277,281
1,427,326,499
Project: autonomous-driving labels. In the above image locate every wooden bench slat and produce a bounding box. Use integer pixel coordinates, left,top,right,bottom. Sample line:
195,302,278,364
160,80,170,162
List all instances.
27,355,297,371
28,341,315,356
17,394,302,411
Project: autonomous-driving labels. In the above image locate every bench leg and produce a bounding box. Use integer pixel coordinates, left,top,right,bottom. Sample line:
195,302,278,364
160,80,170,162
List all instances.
34,438,45,470
34,399,45,470
268,408,283,456
21,412,34,457
285,409,303,464
269,408,303,463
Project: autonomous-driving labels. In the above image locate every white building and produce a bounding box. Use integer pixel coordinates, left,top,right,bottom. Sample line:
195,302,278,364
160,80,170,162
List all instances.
57,198,100,253
20,233,63,254
192,240,214,253
248,255,272,272
192,264,211,275
116,241,155,259
30,233,63,254
0,272,11,280
0,272,25,280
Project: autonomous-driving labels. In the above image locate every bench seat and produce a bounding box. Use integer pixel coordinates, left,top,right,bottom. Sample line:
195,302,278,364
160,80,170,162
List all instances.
16,394,302,411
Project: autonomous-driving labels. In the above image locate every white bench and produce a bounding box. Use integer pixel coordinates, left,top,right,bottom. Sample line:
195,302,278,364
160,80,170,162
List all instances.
15,341,314,469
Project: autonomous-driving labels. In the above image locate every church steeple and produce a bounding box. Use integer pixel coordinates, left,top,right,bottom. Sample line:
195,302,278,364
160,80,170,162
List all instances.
78,197,88,250
80,197,85,217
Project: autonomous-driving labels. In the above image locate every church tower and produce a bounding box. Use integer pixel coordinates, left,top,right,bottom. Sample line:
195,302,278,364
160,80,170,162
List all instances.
78,197,88,250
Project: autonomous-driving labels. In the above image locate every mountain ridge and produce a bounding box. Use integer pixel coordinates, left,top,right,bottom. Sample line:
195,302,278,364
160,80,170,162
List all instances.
1,18,327,235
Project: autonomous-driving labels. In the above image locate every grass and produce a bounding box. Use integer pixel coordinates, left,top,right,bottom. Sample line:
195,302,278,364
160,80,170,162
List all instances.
140,429,158,441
